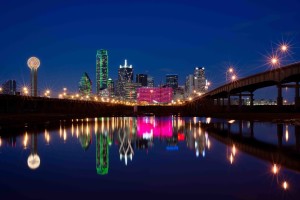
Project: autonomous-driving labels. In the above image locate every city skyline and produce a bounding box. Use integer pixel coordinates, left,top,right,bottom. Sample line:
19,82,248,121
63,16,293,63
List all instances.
1,0,300,100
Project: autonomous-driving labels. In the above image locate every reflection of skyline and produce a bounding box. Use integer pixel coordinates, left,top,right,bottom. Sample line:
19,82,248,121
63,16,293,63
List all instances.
2,117,300,177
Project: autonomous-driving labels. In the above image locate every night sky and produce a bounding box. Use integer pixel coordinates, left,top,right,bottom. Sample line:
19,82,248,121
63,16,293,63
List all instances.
1,0,300,98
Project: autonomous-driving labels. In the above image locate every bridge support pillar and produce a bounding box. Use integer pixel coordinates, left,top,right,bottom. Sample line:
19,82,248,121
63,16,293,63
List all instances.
250,121,254,137
277,124,283,147
239,93,242,107
250,92,254,107
227,94,231,111
277,85,283,107
216,98,220,106
239,120,243,135
295,82,300,109
295,126,300,151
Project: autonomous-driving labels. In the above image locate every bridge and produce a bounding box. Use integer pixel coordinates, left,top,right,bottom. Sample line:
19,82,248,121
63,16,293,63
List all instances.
2,62,300,123
189,62,300,108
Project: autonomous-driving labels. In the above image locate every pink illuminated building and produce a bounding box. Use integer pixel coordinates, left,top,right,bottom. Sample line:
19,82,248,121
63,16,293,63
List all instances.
137,117,173,138
137,87,173,104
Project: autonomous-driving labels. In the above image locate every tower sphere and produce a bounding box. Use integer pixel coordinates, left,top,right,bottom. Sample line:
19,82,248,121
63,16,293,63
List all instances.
27,57,40,69
27,154,40,170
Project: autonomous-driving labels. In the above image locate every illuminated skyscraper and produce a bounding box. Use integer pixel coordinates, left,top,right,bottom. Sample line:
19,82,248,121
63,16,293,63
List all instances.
147,76,154,87
107,78,114,97
166,74,178,90
116,59,134,98
96,50,108,95
184,67,207,97
194,67,206,93
136,74,148,86
78,72,92,96
1,80,16,95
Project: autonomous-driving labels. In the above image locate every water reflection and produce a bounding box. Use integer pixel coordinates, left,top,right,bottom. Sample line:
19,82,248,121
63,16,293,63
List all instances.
1,116,300,196
27,133,40,170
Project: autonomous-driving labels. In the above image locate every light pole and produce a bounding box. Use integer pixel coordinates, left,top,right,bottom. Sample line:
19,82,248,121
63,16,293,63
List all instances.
27,57,40,97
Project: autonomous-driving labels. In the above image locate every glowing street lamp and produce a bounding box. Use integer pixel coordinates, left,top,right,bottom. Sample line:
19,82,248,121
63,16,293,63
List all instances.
0,87,2,93
23,87,29,95
44,89,50,98
27,57,40,97
280,44,288,52
226,67,235,82
231,75,237,81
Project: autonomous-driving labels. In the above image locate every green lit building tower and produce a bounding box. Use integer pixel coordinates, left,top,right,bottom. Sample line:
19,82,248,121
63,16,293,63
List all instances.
78,72,92,96
96,50,108,95
96,132,109,175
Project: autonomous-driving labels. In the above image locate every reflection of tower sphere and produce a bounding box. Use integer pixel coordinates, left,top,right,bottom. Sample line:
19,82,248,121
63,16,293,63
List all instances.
27,154,40,170
27,57,40,70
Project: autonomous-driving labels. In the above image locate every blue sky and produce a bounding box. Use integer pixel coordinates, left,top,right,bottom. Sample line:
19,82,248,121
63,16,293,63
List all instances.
1,0,300,98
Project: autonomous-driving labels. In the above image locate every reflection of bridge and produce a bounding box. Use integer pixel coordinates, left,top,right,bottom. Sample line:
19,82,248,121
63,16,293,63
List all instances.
201,121,300,172
186,62,300,112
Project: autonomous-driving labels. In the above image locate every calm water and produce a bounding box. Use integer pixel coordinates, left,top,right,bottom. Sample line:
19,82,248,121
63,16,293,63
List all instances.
0,116,300,200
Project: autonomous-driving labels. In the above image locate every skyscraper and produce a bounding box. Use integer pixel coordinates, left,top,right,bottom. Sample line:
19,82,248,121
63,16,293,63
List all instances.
194,67,206,93
116,59,134,98
1,80,16,95
166,74,178,90
107,78,114,97
96,50,108,95
136,74,148,87
147,76,154,87
79,72,92,96
184,67,207,98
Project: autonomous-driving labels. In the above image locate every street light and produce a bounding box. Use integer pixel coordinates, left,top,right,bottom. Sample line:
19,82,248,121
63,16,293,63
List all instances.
226,67,235,82
23,87,29,96
280,44,288,52
231,75,237,81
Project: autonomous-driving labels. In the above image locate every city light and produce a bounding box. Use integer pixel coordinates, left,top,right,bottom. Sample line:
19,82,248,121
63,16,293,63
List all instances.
281,44,288,52
282,181,288,190
269,55,280,67
23,133,28,149
44,89,50,97
226,67,236,82
23,87,29,95
230,153,234,164
272,164,279,175
232,144,236,156
231,75,237,81
0,87,2,93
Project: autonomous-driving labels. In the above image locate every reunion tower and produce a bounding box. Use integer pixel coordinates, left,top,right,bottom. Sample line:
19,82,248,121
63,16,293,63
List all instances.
27,57,40,97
